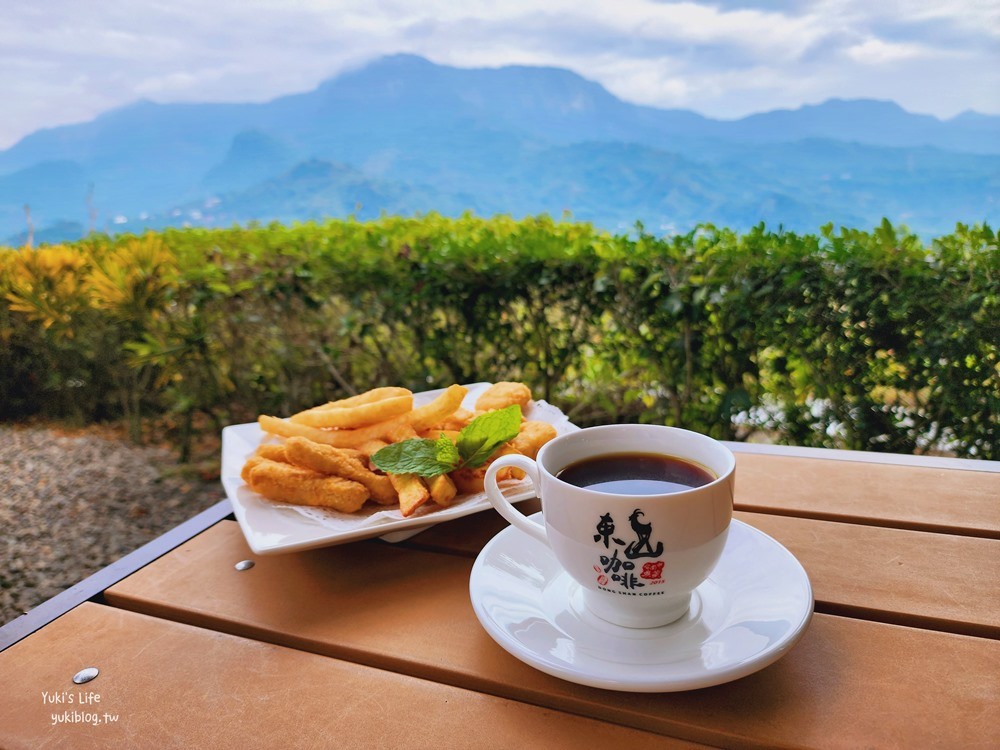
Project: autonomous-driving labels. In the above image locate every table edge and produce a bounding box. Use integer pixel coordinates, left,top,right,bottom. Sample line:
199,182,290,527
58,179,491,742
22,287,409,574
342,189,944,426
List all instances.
0,498,234,653
725,442,1000,472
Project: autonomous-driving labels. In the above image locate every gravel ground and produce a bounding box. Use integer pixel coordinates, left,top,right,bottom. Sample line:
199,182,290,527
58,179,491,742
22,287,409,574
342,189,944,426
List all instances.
0,425,225,627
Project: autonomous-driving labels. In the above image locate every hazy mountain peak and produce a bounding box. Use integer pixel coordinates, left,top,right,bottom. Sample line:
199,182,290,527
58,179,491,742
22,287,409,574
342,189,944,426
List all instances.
1,53,997,244
314,54,615,114
950,110,994,123
202,129,294,192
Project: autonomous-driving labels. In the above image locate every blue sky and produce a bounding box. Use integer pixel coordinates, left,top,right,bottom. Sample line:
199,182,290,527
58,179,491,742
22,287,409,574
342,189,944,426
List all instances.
2,0,998,148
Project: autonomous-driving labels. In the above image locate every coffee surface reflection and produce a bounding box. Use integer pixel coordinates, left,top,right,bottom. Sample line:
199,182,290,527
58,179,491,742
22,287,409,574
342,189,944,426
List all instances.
556,452,714,495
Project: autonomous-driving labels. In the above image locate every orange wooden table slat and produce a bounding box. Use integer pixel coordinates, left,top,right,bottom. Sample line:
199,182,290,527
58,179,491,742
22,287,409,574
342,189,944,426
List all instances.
732,451,1000,537
103,520,1000,749
394,503,1000,638
0,602,696,750
732,510,1000,638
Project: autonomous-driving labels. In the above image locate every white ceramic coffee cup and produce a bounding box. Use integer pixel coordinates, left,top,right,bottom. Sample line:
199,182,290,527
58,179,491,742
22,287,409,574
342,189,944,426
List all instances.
484,424,735,628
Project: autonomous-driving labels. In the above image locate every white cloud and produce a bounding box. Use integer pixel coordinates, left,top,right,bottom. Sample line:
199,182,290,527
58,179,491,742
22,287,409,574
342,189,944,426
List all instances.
586,0,827,60
0,0,997,149
854,0,1000,38
845,38,933,65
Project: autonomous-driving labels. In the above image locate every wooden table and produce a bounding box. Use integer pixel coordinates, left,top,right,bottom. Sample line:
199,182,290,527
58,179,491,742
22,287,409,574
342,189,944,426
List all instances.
1,444,998,749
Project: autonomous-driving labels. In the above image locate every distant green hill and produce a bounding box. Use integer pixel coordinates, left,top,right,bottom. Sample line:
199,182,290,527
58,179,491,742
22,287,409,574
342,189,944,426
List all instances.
2,54,998,244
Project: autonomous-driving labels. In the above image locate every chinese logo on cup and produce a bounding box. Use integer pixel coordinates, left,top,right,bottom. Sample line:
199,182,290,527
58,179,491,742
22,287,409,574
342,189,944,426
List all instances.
592,510,665,593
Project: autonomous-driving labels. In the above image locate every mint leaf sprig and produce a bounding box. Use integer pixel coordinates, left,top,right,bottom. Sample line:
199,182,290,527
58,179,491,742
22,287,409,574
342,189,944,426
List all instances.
371,405,522,477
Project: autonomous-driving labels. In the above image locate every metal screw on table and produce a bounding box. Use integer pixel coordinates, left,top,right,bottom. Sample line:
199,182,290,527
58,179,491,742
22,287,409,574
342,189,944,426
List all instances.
234,560,255,571
72,667,99,685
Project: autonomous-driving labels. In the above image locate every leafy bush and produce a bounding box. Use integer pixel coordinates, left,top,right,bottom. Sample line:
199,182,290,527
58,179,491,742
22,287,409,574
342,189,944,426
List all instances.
1,215,995,460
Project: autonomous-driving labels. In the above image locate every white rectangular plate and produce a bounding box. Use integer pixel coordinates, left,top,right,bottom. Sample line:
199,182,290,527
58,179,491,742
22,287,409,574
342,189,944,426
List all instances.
222,382,578,554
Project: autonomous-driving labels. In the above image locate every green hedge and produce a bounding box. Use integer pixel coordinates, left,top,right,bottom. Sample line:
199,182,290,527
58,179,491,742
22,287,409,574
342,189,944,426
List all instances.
1,215,996,460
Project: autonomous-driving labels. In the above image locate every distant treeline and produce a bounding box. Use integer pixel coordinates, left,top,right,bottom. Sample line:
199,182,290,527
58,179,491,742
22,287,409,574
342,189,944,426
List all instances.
1,215,996,460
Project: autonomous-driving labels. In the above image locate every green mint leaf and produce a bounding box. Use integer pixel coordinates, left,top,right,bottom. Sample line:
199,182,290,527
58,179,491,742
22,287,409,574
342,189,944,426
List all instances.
371,438,458,477
456,405,522,469
435,433,461,467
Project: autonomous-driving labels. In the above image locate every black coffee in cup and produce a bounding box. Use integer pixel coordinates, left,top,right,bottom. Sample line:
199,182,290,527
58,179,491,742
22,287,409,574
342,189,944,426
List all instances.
556,452,714,495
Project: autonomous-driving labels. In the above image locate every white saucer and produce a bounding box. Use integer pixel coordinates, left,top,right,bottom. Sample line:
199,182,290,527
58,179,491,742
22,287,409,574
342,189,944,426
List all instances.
470,515,813,692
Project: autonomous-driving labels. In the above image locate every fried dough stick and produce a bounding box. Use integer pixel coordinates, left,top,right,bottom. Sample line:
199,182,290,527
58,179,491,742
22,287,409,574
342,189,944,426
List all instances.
251,443,289,463
284,437,397,505
258,386,468,449
313,387,411,410
258,414,408,448
241,454,268,485
388,473,431,517
289,394,413,429
247,459,369,512
475,382,532,412
511,421,558,459
427,473,458,507
408,384,468,431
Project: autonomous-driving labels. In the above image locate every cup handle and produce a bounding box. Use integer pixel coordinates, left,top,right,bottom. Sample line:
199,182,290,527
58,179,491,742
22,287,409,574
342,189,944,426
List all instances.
483,454,548,546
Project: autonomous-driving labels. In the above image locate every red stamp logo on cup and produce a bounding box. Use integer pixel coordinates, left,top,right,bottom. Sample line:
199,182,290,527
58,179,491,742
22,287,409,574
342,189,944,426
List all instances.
640,561,665,581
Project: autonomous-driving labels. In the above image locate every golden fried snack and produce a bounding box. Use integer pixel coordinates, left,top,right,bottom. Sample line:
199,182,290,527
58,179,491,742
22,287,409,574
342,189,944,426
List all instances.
249,382,550,517
417,428,460,443
333,446,367,462
289,394,413,429
427,473,458,507
312,387,411,410
495,444,527,480
407,384,468,431
388,473,431,517
511,421,558,459
355,439,388,458
475,381,532,412
259,415,340,444
254,443,290,463
259,414,409,448
284,437,397,505
248,459,368,512
384,423,419,442
431,407,476,431
241,454,268,484
449,465,486,494
450,444,527,493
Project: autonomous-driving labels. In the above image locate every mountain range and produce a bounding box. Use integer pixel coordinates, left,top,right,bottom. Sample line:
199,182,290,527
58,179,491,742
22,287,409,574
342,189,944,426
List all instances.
2,53,998,244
